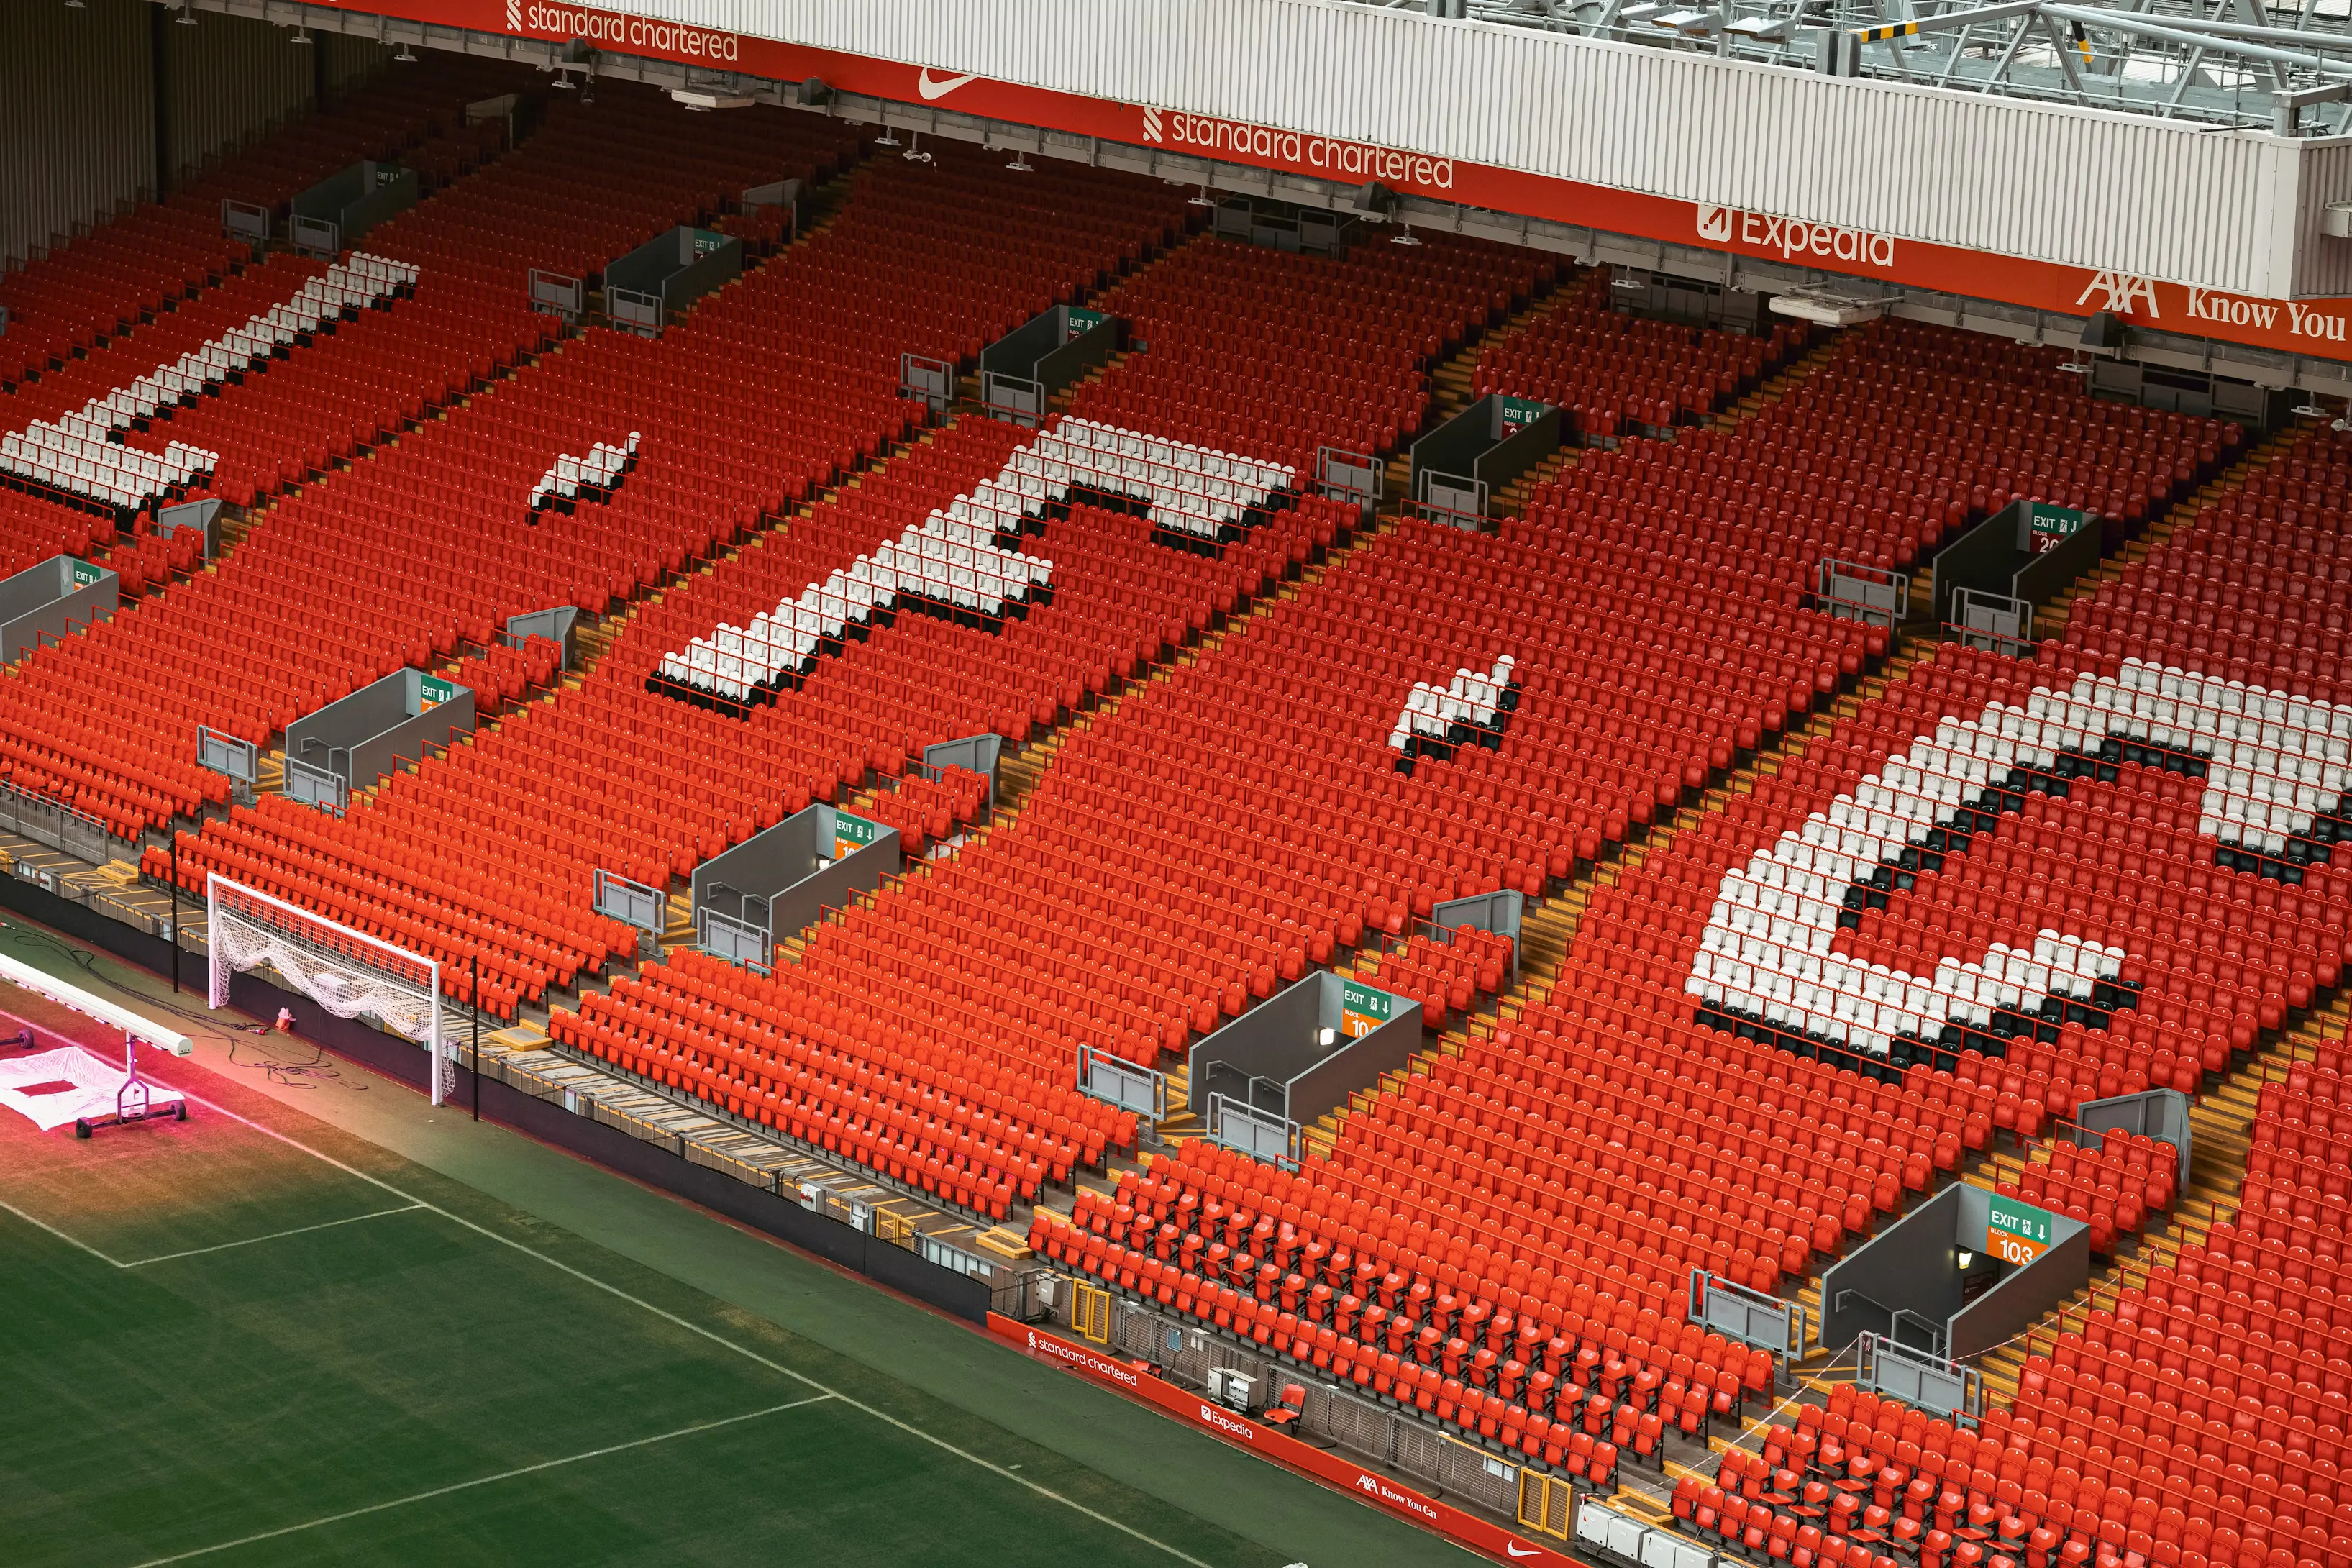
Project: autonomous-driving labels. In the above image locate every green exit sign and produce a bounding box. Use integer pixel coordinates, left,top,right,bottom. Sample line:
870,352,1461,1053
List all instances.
417,674,460,708
1065,306,1109,342
1984,1192,2054,1264
832,810,880,860
2028,502,2089,554
1340,979,1400,1039
1498,395,1549,434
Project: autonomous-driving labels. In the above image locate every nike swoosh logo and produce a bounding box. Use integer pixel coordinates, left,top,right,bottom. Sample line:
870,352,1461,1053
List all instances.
918,68,980,101
1505,1547,1539,1560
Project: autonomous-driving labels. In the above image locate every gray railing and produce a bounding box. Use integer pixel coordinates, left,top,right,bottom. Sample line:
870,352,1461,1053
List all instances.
0,780,120,865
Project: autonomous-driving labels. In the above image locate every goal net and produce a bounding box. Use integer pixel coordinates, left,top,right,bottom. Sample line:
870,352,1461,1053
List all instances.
206,875,452,1104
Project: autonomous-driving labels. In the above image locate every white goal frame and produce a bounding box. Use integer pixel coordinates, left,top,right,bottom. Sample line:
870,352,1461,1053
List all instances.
206,875,451,1104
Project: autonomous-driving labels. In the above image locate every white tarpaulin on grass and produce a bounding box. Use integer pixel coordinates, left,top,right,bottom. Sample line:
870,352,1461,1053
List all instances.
0,1047,181,1132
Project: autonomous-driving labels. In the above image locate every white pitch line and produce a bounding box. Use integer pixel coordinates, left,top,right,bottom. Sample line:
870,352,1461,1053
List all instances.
169,1088,1226,1568
0,1195,127,1269
123,1395,835,1568
118,1203,427,1267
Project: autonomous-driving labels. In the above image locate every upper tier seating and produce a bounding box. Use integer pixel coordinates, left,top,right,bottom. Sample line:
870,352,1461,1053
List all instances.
170,86,857,511
1471,268,1810,436
2061,422,2352,706
1063,234,1550,480
163,57,527,218
0,207,249,391
1513,318,2238,583
1,252,328,432
0,56,531,389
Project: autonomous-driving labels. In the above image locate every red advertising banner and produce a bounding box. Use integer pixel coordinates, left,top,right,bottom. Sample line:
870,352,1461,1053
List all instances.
985,1313,1579,1567
309,0,2352,367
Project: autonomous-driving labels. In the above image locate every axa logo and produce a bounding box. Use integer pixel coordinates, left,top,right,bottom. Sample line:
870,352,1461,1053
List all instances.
2077,270,2161,319
1141,106,1164,144
1356,1474,1381,1495
917,68,980,101
1696,205,1733,242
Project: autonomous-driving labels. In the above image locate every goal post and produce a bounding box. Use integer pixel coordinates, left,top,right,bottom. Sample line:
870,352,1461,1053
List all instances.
206,875,452,1105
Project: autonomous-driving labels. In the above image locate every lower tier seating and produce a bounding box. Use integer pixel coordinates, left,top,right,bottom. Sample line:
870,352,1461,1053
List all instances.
552,946,1136,1217
1029,1135,1778,1482
0,206,247,389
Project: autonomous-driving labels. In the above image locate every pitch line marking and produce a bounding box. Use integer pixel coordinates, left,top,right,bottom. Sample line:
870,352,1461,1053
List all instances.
169,1088,1225,1568
124,1395,836,1567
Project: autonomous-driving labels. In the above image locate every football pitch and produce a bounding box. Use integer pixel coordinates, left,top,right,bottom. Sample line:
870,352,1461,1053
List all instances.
0,966,1461,1568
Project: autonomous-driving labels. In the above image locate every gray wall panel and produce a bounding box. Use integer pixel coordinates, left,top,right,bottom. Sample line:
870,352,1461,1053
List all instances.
2294,140,2352,301
0,0,155,268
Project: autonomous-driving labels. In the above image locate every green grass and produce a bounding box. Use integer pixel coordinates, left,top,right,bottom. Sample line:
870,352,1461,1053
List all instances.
0,1081,1285,1568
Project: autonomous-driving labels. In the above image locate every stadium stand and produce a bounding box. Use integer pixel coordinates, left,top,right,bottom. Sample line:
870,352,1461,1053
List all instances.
9,24,2352,1564
1009,295,2333,1519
